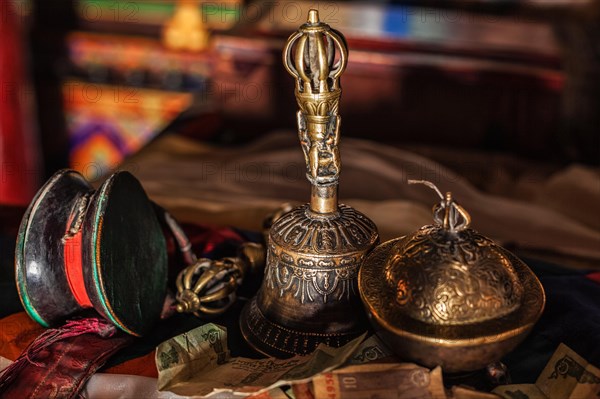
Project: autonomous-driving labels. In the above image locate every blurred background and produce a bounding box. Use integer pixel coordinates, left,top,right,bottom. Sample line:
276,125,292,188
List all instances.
1,0,599,205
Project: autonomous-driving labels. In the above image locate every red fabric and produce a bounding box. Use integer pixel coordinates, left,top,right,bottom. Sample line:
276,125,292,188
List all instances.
197,226,243,255
0,2,39,204
0,325,132,399
0,312,158,378
586,271,600,285
179,223,243,256
0,318,119,391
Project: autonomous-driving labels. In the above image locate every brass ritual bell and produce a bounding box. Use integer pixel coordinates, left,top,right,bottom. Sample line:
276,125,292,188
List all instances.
240,10,379,358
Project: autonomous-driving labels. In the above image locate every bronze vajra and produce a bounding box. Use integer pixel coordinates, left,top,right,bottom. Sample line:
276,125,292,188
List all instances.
283,9,346,192
239,9,379,358
175,242,265,317
283,8,347,214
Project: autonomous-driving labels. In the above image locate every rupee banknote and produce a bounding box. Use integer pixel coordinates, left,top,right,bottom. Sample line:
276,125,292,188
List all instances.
156,323,532,399
156,323,366,398
293,367,503,399
345,334,395,365
310,363,448,399
493,343,600,399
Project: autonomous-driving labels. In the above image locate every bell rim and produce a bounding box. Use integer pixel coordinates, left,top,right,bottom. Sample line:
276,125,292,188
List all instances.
240,297,365,358
239,298,280,358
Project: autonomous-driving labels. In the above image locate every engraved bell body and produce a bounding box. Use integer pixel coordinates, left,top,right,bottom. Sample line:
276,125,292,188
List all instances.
241,204,378,357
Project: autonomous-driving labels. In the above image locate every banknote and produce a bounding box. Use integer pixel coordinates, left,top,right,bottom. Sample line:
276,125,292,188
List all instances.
492,384,546,399
451,386,503,399
311,363,448,399
537,343,600,399
290,382,314,399
156,323,230,392
345,334,395,365
493,343,600,399
156,323,366,398
284,336,394,399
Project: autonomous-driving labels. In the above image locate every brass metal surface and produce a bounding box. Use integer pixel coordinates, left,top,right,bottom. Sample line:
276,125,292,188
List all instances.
175,242,265,317
239,10,379,358
359,183,545,372
282,8,347,214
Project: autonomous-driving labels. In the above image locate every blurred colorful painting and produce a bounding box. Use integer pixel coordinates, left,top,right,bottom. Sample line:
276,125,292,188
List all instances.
63,80,192,176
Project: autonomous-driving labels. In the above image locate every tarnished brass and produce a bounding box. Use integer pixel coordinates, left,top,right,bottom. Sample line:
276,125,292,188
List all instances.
359,181,545,372
176,242,265,317
239,10,379,358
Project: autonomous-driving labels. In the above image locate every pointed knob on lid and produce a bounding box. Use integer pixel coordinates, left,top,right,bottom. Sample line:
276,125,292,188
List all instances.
409,180,472,233
307,9,319,24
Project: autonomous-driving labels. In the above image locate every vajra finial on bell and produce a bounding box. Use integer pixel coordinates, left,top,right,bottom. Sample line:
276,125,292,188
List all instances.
283,10,349,212
283,9,347,95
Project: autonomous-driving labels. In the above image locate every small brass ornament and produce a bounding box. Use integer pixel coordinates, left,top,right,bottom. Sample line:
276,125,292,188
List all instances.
239,10,379,358
359,180,545,373
174,204,286,318
175,242,265,317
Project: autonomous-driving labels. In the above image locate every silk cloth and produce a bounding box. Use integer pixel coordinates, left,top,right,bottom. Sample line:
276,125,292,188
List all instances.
122,132,600,265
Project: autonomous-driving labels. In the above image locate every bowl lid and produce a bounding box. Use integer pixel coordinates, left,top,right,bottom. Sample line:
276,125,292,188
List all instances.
359,181,545,343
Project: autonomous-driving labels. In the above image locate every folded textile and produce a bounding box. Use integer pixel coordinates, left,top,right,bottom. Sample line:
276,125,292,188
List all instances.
0,318,133,399
0,357,182,399
123,132,600,262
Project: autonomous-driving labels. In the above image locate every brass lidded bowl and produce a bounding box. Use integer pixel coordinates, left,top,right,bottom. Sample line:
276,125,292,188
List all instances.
359,181,545,373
